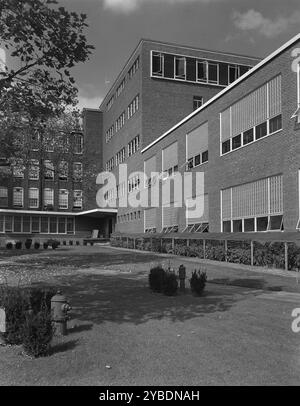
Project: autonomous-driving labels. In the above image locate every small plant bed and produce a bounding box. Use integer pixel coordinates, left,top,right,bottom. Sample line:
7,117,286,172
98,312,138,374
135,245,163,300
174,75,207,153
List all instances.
190,269,207,296
148,265,178,296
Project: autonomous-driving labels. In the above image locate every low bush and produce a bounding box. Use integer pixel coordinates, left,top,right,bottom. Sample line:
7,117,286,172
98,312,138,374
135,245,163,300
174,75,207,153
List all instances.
162,271,178,296
190,270,207,295
15,241,22,250
149,266,165,292
43,242,48,249
34,242,40,249
22,306,53,358
6,242,13,249
25,239,32,249
0,286,56,354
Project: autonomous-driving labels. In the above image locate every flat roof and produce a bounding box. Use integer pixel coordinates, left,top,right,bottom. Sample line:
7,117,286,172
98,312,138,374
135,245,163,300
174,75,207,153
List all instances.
99,38,261,110
141,32,300,154
0,208,117,216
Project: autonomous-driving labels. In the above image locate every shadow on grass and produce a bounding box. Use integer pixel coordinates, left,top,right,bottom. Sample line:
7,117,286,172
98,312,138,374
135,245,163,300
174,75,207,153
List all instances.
32,272,250,326
210,277,283,291
50,339,78,355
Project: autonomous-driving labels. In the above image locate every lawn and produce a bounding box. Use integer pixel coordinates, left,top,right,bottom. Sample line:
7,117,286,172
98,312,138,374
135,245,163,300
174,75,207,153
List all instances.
0,245,300,385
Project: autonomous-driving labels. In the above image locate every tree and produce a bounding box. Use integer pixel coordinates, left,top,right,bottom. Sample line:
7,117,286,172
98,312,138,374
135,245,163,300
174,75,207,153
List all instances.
0,0,94,119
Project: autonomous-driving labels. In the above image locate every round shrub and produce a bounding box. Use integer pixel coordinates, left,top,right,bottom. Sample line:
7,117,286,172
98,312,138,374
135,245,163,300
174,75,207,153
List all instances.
15,241,22,249
6,242,13,249
34,242,40,249
43,242,48,249
162,272,178,296
190,270,207,296
25,239,32,249
149,266,165,292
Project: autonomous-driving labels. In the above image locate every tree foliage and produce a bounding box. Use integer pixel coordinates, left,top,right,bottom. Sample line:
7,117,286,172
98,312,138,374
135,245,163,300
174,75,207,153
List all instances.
0,0,94,119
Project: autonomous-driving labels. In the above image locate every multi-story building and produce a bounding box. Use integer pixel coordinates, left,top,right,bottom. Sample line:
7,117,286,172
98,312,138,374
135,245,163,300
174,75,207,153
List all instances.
0,38,267,243
139,33,300,235
98,39,260,234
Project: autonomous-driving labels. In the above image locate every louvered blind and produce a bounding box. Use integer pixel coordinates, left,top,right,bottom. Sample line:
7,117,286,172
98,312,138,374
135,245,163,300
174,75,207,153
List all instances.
162,203,179,227
187,122,208,159
220,75,282,140
162,142,178,170
186,194,209,224
222,175,283,220
144,208,157,229
144,155,156,178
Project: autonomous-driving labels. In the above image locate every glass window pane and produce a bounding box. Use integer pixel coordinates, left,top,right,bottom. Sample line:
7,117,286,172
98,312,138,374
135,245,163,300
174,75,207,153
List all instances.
223,221,231,233
244,218,255,232
269,215,283,230
255,122,267,140
233,219,242,232
50,217,57,233
243,128,254,145
23,216,31,233
13,216,22,233
41,217,49,233
202,150,208,163
31,216,40,233
269,114,282,134
257,216,268,231
222,140,231,154
232,134,241,150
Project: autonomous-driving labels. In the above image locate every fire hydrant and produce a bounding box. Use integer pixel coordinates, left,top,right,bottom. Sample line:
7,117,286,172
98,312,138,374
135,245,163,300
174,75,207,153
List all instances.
178,264,186,292
51,290,71,336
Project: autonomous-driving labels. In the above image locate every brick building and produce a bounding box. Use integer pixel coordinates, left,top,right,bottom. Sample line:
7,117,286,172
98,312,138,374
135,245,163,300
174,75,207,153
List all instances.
0,38,264,243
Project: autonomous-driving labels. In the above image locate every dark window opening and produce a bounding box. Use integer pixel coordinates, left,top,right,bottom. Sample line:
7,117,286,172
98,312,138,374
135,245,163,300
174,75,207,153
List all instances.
255,122,267,140
194,154,201,166
152,52,163,76
244,218,255,232
193,96,203,111
222,140,230,154
243,128,254,145
257,216,268,231
232,134,241,150
233,219,242,232
202,150,208,163
223,221,231,233
269,114,282,134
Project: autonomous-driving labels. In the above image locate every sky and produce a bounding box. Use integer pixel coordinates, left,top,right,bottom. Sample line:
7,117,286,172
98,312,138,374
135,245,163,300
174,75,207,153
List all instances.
3,0,300,110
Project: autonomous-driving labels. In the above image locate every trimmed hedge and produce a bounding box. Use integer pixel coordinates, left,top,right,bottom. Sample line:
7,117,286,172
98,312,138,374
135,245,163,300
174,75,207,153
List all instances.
190,270,207,296
148,266,178,296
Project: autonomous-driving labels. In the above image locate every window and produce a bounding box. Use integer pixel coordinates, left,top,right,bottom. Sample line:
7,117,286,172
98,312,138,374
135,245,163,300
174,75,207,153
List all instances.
58,189,69,209
73,190,83,209
29,159,39,180
106,157,115,172
128,135,140,157
197,61,218,84
43,188,54,207
208,63,218,84
67,217,74,234
58,217,66,234
0,187,8,207
255,121,268,140
41,216,49,233
221,175,284,233
152,52,163,76
115,148,126,166
128,57,139,79
106,125,114,143
175,56,185,79
44,160,54,179
44,135,54,152
193,96,203,111
243,128,254,145
31,216,40,233
12,159,24,178
22,216,30,233
13,215,22,232
128,95,139,119
228,65,239,84
115,112,125,132
269,114,282,134
0,215,4,233
116,78,125,97
13,187,23,207
221,75,282,155
186,122,208,169
197,61,207,82
128,175,140,193
222,221,231,233
31,131,40,150
59,161,68,180
73,162,82,181
73,133,83,154
28,188,39,208
49,216,57,233
106,95,114,111
5,216,13,232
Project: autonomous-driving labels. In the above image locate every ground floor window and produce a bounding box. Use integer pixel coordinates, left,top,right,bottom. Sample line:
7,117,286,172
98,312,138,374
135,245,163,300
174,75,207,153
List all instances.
221,175,284,232
0,214,75,234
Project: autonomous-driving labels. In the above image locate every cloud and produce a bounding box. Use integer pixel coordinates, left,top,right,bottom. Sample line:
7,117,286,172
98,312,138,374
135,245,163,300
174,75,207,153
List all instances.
77,94,103,111
233,9,300,38
103,0,217,13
